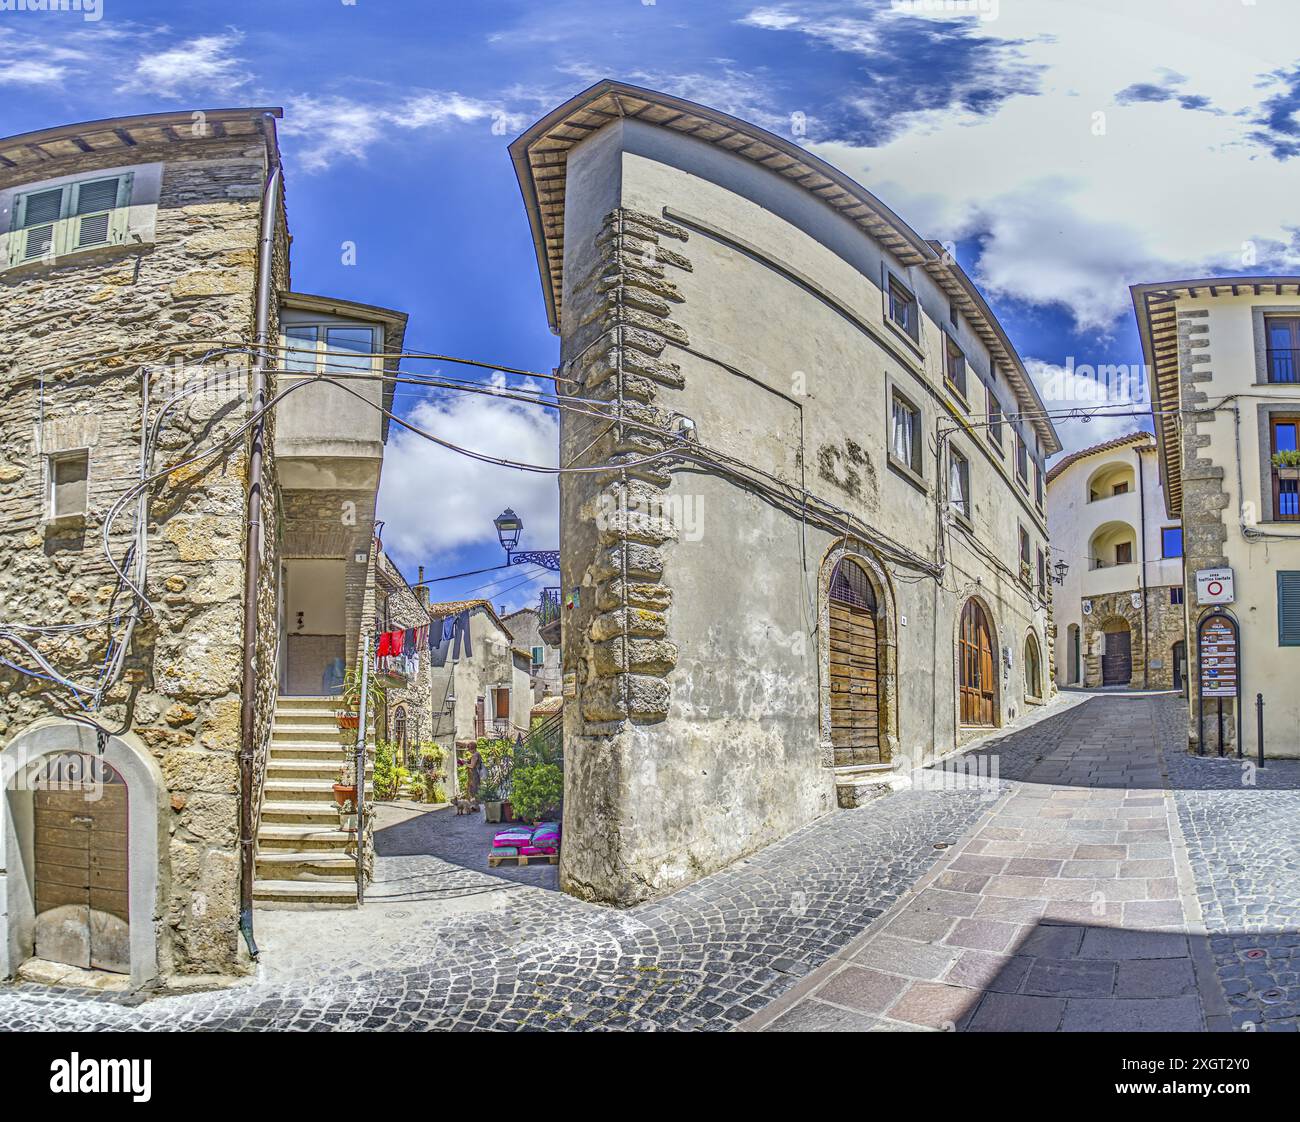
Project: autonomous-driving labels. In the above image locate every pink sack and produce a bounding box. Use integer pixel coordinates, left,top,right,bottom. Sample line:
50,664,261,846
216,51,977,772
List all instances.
520,845,557,856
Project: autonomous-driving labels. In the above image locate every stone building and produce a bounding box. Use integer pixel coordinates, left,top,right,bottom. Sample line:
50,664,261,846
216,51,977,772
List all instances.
502,603,562,702
511,81,1061,906
1046,433,1186,690
1134,276,1300,757
424,599,534,748
0,107,405,985
373,550,437,765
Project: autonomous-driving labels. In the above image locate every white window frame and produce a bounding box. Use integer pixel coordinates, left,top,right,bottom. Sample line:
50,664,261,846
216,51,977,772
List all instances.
949,445,971,523
48,449,90,520
8,172,133,268
281,321,383,374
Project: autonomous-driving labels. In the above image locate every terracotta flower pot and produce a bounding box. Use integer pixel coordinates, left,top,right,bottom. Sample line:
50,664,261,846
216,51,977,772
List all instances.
333,783,358,808
337,714,359,731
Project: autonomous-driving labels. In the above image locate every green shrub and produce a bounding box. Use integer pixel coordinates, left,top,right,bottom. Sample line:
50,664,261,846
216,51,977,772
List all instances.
510,762,563,824
373,740,409,800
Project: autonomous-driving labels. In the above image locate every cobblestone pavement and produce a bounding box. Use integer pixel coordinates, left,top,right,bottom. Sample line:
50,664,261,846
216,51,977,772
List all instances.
1160,700,1300,1033
0,703,1082,1032
747,693,1253,1033
2,690,1294,1032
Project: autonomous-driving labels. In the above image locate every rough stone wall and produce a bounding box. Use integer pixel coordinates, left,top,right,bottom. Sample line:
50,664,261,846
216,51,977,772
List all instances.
373,551,435,752
559,207,693,905
1175,306,1235,749
0,132,280,977
1080,588,1185,689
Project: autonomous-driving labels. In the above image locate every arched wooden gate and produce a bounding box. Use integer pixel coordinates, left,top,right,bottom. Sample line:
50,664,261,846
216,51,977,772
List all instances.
959,599,996,726
828,558,886,765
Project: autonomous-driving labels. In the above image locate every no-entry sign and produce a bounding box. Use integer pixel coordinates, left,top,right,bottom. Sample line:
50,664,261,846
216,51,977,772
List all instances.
1196,567,1234,605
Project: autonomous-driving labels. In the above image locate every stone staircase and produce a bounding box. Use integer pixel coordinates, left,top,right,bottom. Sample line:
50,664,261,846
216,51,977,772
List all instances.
253,696,371,908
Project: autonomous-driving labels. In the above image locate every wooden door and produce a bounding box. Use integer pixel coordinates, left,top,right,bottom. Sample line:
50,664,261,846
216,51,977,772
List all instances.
1102,629,1132,685
33,755,129,974
959,600,996,726
828,560,885,766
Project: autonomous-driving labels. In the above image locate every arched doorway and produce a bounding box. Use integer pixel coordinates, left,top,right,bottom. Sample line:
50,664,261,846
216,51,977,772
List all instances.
2,721,161,987
32,754,130,973
959,599,997,726
1024,631,1043,700
827,557,886,766
1101,618,1132,686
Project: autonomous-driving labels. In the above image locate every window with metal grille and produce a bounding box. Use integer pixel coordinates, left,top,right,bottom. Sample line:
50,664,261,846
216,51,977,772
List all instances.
1270,416,1300,520
829,558,877,610
1278,571,1300,645
1265,317,1300,384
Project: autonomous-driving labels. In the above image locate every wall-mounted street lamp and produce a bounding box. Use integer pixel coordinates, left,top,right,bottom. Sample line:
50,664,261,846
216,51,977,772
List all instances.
494,507,560,572
1052,559,1069,585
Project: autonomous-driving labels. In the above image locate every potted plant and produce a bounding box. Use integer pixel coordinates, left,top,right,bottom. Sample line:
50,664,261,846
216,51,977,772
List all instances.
1272,449,1300,478
334,759,358,811
336,665,384,731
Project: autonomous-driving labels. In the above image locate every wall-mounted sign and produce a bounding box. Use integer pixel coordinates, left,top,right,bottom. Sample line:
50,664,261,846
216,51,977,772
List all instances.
1196,567,1234,605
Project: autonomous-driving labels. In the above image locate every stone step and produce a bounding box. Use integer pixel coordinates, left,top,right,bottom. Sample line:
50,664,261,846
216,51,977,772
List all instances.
266,759,372,780
259,800,342,824
264,778,368,797
253,878,357,907
272,707,342,722
271,723,346,741
258,824,355,850
256,851,356,878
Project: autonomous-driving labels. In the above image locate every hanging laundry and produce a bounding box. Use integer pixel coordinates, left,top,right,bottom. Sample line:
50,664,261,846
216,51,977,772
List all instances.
391,629,405,657
404,627,416,652
429,616,453,667
377,631,393,658
451,609,473,661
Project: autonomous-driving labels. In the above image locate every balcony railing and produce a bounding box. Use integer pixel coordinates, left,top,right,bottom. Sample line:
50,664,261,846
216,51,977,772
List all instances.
1274,469,1300,520
1267,348,1300,384
1089,556,1135,570
538,586,561,626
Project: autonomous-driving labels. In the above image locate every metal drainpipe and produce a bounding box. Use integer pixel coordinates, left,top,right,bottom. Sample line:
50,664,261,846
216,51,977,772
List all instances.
1137,448,1150,689
238,116,282,961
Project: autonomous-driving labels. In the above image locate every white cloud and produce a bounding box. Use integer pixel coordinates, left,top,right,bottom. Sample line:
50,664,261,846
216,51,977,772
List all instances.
1027,357,1151,459
777,0,1300,331
281,89,528,171
0,59,67,85
377,374,560,592
118,32,250,98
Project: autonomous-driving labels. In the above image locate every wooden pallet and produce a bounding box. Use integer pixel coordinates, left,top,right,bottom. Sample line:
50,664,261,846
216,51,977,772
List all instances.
488,851,558,867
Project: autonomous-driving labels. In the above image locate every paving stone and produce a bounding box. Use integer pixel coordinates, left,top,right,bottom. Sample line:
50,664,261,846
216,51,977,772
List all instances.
1114,957,1198,998
851,935,962,981
943,950,1032,994
1059,996,1204,1032
966,992,1066,1032
767,999,882,1033
1023,959,1117,998
813,966,909,1015
886,982,981,1030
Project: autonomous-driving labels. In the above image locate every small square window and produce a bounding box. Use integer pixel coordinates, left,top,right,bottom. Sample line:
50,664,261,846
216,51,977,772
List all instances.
50,450,89,519
531,645,544,668
888,276,918,341
1170,586,1184,606
1161,527,1183,558
1115,541,1133,565
890,390,922,475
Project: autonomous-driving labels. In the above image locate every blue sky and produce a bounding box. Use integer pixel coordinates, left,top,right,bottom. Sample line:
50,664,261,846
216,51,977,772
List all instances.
5,0,1298,610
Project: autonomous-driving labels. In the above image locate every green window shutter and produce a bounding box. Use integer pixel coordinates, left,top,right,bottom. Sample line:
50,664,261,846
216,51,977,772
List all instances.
70,175,127,249
1278,571,1300,646
13,186,65,265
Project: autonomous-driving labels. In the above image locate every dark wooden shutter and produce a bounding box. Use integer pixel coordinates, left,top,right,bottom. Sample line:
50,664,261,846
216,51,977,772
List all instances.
1278,571,1300,645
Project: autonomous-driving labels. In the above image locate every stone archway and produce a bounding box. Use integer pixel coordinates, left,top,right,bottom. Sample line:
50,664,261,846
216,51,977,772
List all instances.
818,542,899,770
1,720,164,989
